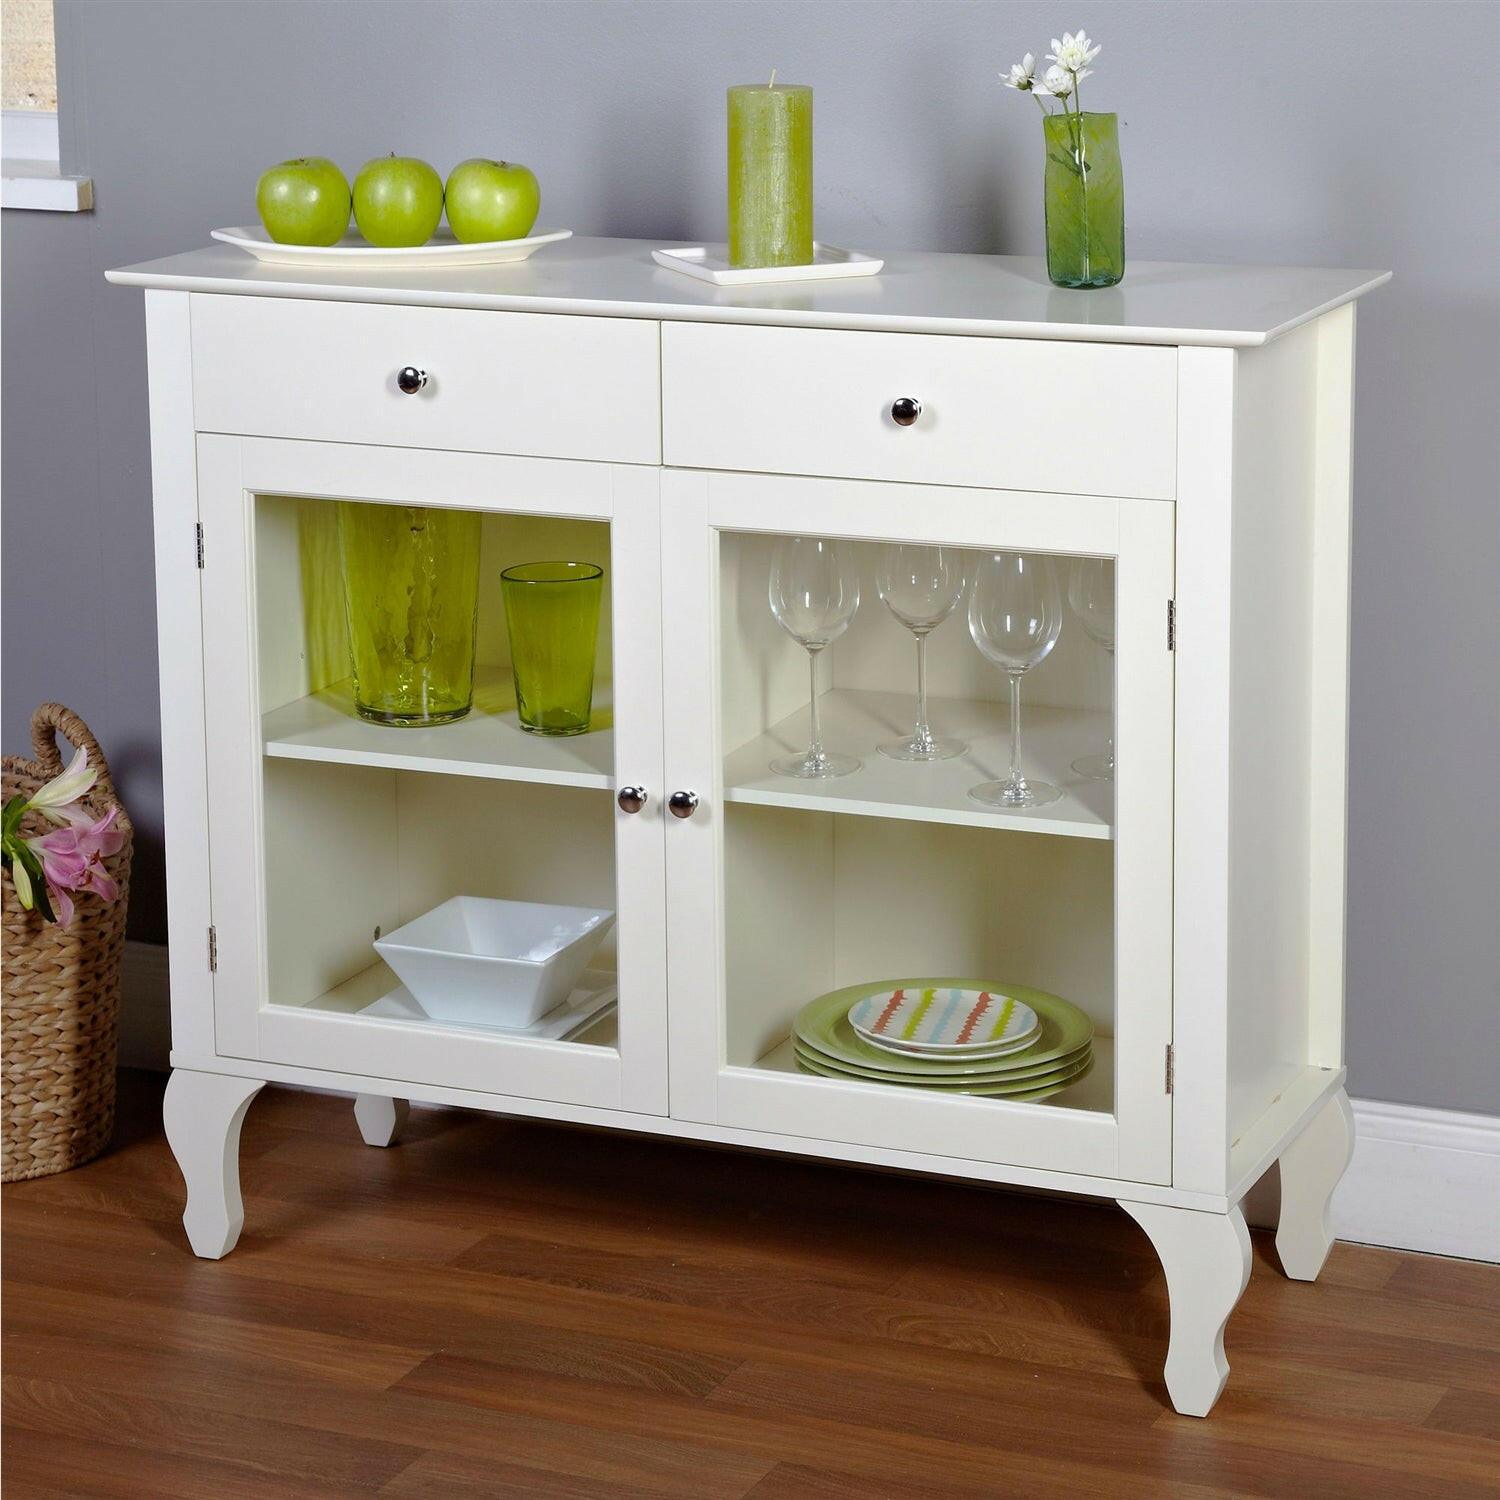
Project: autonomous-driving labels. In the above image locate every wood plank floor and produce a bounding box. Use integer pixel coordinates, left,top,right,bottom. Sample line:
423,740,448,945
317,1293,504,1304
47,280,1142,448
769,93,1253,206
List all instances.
3,1070,1497,1499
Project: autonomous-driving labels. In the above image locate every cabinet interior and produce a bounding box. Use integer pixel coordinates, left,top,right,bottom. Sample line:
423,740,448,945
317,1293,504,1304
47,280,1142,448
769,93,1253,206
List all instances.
241,499,1121,1116
717,533,1119,1116
261,759,619,1048
251,491,620,1046
254,492,614,739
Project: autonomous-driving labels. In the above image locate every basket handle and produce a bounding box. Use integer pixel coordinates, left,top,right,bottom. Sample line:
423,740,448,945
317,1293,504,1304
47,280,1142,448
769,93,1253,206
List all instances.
28,703,127,822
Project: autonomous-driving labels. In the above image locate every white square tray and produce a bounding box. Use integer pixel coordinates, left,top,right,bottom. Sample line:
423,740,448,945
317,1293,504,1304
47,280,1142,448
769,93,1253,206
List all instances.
360,970,618,1040
652,243,883,286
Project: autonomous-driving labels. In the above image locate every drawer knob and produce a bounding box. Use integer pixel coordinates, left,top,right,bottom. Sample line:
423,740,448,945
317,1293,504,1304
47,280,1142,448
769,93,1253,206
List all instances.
668,790,699,820
617,785,648,814
890,396,923,427
396,366,428,395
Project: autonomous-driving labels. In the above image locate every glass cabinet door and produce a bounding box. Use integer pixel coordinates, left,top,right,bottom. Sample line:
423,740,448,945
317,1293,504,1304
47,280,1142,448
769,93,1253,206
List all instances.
197,436,666,1114
663,470,1174,1181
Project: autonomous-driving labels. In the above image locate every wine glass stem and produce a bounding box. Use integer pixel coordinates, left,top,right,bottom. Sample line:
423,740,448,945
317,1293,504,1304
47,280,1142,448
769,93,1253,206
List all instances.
807,647,825,765
1007,671,1024,789
912,633,934,752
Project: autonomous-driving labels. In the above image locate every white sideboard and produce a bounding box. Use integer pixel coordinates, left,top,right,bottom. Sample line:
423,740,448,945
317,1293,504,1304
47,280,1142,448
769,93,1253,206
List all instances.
109,239,1388,1417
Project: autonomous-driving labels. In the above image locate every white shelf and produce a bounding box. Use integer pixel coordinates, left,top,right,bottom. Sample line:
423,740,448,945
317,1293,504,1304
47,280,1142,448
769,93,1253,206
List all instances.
723,688,1112,838
262,668,613,788
751,1033,1114,1115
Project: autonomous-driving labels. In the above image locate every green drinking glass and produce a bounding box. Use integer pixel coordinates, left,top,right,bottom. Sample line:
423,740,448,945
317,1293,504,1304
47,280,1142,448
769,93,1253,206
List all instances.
336,501,481,727
1042,111,1125,289
500,561,604,736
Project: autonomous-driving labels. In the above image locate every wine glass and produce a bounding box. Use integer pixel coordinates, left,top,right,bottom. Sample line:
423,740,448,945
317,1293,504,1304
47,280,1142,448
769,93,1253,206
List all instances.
768,537,861,778
1068,557,1116,780
967,551,1063,808
876,544,968,762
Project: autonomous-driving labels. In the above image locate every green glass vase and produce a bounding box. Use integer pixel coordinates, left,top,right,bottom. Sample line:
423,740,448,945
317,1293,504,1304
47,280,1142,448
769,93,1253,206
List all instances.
336,502,481,726
1042,111,1124,289
500,561,603,736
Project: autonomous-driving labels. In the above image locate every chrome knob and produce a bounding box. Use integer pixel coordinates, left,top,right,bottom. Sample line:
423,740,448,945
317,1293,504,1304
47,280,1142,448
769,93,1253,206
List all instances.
617,785,648,814
668,790,699,820
890,396,922,427
397,366,428,395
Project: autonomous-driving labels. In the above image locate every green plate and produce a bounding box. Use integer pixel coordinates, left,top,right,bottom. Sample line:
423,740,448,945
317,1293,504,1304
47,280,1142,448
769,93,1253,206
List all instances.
796,1048,1095,1100
793,978,1094,1078
792,1038,1092,1087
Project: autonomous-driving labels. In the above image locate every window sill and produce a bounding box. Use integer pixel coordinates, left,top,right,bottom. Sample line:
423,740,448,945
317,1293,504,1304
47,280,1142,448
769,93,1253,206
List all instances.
2,112,91,211
2,158,92,211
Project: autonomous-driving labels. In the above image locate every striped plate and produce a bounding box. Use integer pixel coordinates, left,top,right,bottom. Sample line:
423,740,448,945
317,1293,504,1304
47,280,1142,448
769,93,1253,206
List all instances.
849,986,1038,1056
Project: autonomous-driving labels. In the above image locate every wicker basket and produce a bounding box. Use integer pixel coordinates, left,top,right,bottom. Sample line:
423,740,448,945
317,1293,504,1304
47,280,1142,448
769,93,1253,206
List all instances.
2,704,132,1182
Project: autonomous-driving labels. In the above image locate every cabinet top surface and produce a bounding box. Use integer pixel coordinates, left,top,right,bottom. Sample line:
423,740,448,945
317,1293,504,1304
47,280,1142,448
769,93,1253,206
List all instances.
107,236,1388,347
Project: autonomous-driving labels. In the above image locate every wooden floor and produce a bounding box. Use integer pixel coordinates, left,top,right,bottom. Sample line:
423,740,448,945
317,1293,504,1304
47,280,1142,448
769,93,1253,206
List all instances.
3,1072,1497,1499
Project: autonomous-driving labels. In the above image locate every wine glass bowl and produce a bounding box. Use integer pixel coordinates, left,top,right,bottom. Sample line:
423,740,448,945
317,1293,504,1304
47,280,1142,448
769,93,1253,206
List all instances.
1068,557,1116,781
876,544,968,762
967,551,1063,809
768,537,861,778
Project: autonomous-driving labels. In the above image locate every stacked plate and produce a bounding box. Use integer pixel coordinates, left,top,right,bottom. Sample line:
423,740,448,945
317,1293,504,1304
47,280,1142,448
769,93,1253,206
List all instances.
792,979,1094,1100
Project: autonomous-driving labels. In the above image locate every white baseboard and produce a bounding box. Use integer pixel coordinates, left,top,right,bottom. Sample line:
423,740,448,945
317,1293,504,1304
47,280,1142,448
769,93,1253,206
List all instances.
1333,1099,1499,1261
117,942,1498,1261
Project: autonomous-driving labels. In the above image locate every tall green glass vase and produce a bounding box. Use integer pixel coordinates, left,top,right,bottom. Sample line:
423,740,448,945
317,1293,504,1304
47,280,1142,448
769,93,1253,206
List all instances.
1042,111,1124,289
336,502,481,726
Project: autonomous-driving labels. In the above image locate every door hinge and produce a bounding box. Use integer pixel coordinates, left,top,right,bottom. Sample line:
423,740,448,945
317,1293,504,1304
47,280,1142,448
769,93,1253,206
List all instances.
1164,1043,1175,1095
195,522,205,569
1166,598,1176,651
207,924,218,972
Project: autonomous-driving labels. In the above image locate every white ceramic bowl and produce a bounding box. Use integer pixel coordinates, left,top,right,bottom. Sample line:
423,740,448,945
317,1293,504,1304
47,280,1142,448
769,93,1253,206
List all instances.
374,896,615,1028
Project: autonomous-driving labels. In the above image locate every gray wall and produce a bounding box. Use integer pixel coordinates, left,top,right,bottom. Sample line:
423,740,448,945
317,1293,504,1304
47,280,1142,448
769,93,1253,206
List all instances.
4,0,1496,1112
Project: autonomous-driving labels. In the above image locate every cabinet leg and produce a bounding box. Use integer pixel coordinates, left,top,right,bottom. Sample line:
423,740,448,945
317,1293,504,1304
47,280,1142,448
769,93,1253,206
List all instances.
1121,1200,1252,1417
162,1069,265,1260
354,1094,409,1148
1275,1086,1355,1282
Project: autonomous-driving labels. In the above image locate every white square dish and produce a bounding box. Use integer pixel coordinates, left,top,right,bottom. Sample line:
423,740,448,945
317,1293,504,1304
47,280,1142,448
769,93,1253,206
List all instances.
374,896,615,1027
651,243,883,286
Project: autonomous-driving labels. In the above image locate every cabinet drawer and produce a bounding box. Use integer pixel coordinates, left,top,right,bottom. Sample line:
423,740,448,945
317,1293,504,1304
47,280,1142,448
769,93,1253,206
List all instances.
191,296,660,464
663,322,1176,499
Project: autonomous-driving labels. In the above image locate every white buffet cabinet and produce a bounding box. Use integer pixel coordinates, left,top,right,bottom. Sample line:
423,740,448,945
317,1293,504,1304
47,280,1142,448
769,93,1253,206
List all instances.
109,239,1388,1417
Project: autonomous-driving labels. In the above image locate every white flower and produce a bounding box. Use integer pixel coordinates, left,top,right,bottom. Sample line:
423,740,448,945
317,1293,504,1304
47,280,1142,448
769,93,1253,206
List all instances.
1001,53,1037,90
1035,64,1075,100
1048,30,1101,74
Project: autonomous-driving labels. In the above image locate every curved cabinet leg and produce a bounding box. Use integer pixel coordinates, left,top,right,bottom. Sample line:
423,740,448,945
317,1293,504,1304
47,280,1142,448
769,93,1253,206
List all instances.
354,1094,409,1148
162,1069,265,1260
1276,1086,1355,1282
1121,1201,1252,1417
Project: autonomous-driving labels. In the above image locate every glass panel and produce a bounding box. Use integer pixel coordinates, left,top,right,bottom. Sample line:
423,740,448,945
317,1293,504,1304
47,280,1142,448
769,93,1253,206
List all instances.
718,531,1116,1114
250,492,618,1049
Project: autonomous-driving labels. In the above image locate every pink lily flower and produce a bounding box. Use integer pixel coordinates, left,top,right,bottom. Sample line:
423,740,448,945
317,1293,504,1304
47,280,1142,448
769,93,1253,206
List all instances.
26,806,124,927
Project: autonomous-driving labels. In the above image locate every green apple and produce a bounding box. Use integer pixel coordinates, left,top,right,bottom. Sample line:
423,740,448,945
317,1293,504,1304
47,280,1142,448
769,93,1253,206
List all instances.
256,157,350,246
352,154,444,248
444,158,540,243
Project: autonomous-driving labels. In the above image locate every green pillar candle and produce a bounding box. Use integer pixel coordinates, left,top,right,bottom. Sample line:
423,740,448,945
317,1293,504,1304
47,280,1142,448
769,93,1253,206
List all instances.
728,80,813,268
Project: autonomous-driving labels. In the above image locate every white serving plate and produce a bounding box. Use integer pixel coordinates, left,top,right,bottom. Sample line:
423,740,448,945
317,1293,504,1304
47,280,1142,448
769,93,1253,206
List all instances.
374,895,614,1028
211,225,573,268
362,973,618,1040
651,242,883,286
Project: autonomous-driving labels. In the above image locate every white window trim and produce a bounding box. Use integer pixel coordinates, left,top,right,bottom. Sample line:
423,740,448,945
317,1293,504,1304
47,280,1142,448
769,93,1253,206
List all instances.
2,110,92,211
